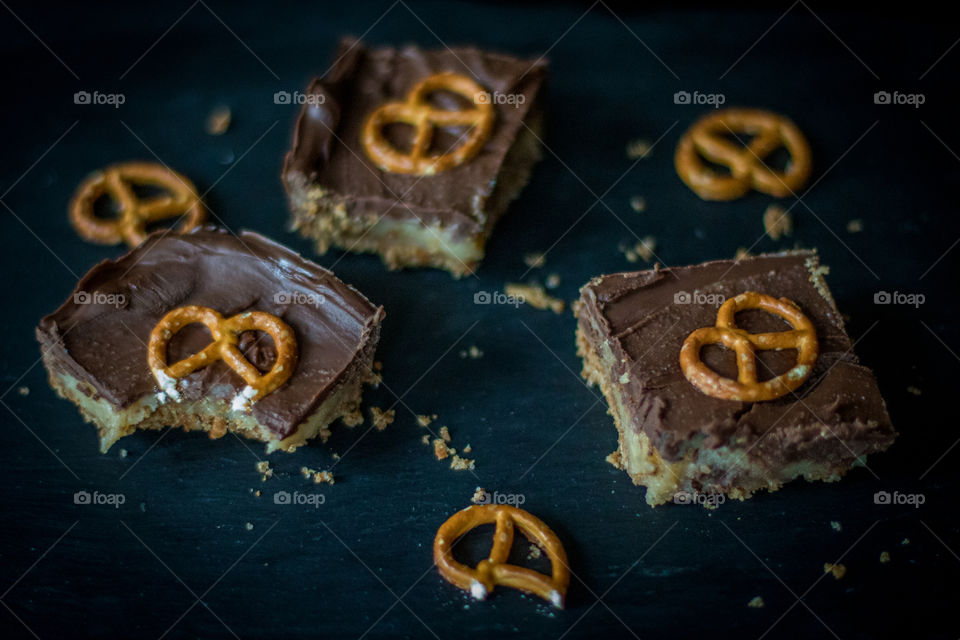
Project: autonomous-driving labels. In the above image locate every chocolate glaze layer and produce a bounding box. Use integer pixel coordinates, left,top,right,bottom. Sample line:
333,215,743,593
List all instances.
37,228,384,438
577,251,896,464
282,37,547,239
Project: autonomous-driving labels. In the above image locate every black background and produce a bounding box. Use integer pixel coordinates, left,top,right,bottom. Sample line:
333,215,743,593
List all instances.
1,1,958,638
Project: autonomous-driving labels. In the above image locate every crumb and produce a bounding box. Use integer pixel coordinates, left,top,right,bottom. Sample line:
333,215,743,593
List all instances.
341,409,364,427
416,414,437,427
879,551,891,564
901,538,910,546
369,407,395,431
331,453,340,461
906,386,922,396
629,195,647,213
313,470,334,485
433,438,454,460
734,247,753,262
846,219,863,233
254,490,261,497
527,544,542,560
245,522,254,531
763,204,793,240
373,361,383,371
830,521,842,532
256,461,273,481
462,444,472,454
459,345,484,359
471,487,487,504
523,252,546,269
205,105,232,135
17,386,29,396
823,563,847,580
300,466,314,479
626,138,652,160
619,236,656,263
439,426,451,442
119,448,128,458
747,596,765,609
605,450,622,469
545,273,561,289
505,282,565,314
449,454,475,471
368,369,383,387
420,434,430,445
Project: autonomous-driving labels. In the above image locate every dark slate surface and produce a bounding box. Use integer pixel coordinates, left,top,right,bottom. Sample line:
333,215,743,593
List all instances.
1,2,957,638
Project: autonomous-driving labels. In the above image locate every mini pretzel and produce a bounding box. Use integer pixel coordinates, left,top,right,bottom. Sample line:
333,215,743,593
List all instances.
680,292,818,402
69,161,205,247
434,505,570,608
147,305,297,410
675,108,812,201
361,72,495,176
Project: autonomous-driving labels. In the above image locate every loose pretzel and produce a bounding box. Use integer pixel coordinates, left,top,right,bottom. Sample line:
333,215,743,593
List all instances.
434,505,569,608
361,72,495,176
675,108,812,201
69,161,205,247
679,292,818,402
147,305,297,411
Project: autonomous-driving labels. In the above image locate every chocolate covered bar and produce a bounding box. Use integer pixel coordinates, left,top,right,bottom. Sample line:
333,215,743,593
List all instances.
282,37,547,277
37,228,384,453
575,251,896,506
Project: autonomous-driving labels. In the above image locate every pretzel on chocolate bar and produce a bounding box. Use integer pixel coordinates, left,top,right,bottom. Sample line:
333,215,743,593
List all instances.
675,108,812,201
69,161,205,247
147,305,297,410
361,72,495,176
434,505,570,608
680,291,818,402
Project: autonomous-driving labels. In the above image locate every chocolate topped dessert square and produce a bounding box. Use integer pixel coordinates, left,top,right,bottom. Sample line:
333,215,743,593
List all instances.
575,251,896,506
37,228,384,453
282,37,547,277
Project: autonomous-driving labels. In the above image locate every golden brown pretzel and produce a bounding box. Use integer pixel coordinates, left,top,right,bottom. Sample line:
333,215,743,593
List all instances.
679,291,818,402
675,108,812,201
69,161,205,247
147,305,297,410
434,505,570,608
361,72,495,176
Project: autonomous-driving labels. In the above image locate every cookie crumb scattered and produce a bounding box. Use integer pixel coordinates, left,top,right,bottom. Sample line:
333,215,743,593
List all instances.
846,219,863,233
433,438,454,460
256,461,273,481
879,551,891,564
439,426,452,442
205,105,232,135
629,195,647,213
450,454,475,471
254,490,261,497
747,596,765,609
471,487,487,504
313,470,334,485
420,434,431,445
605,450,623,469
462,444,472,454
626,138,652,160
416,414,437,427
369,407,395,431
505,282,565,314
459,345,484,359
17,386,29,396
245,522,254,531
906,386,922,396
342,409,364,427
545,273,561,289
763,204,793,240
523,252,546,269
619,236,657,263
119,448,128,458
823,563,846,580
830,521,842,532
527,544,543,560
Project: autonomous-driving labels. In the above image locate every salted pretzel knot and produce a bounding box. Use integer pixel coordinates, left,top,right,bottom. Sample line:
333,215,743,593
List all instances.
69,161,206,247
675,108,812,201
147,305,297,411
434,505,570,608
679,292,818,402
361,72,495,176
